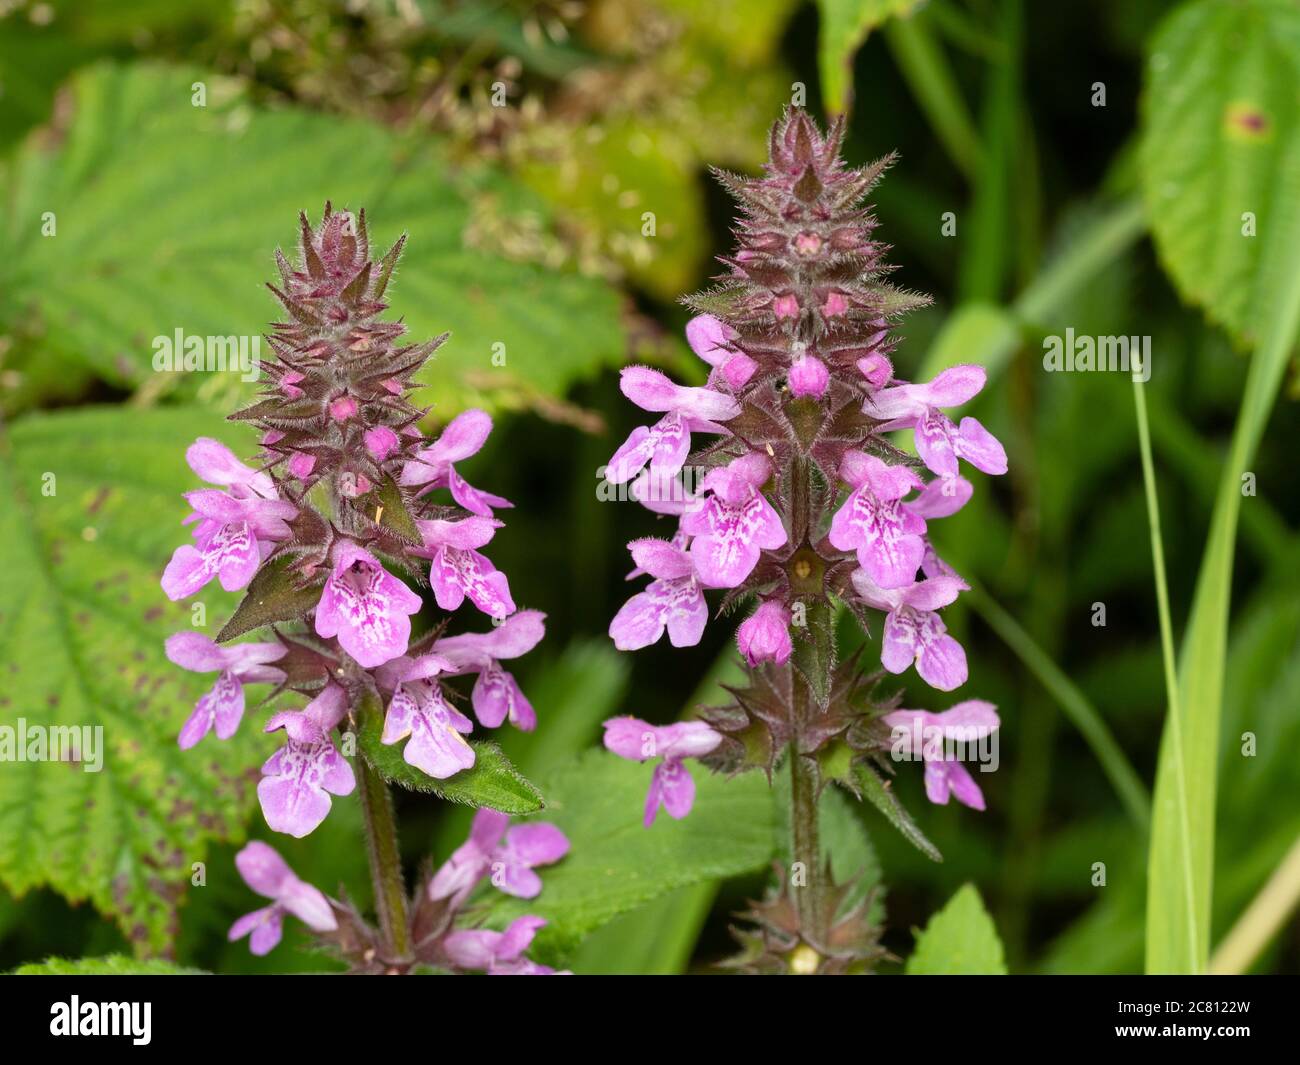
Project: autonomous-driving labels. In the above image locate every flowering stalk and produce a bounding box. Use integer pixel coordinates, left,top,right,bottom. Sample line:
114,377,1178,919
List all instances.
160,205,563,973
602,109,1007,973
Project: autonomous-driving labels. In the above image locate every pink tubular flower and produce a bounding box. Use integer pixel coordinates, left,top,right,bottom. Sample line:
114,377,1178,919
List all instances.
259,684,356,837
681,452,787,588
443,915,565,975
865,365,1008,478
856,351,893,389
609,538,707,650
164,632,286,749
228,841,336,955
314,540,423,669
851,570,969,691
377,653,476,778
602,716,723,826
432,610,546,730
788,354,829,398
416,517,516,620
686,314,758,391
364,425,400,462
400,409,513,516
162,438,297,601
828,451,928,589
737,600,792,666
429,808,569,904
604,366,741,485
881,700,1000,810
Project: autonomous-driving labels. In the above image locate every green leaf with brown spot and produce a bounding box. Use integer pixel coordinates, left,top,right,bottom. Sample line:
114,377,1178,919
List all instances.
0,407,276,954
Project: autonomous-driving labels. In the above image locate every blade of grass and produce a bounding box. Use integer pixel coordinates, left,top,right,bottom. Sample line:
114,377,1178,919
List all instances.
1145,239,1300,973
1209,832,1300,975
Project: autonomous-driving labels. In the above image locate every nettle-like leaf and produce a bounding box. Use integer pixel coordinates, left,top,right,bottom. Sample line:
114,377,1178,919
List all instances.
0,407,276,953
905,883,1008,975
482,749,777,962
1141,0,1300,347
355,697,543,815
14,954,206,975
0,61,625,415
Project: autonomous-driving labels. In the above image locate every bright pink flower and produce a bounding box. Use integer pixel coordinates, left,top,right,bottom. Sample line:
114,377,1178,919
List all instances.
329,395,358,421
433,610,546,730
609,538,708,650
377,653,476,779
228,842,336,955
851,570,969,691
881,700,1000,810
258,684,355,837
364,424,401,462
416,517,516,620
443,915,564,975
828,450,928,589
429,808,569,904
602,716,722,826
856,352,893,389
788,354,829,398
681,452,786,588
686,314,757,391
314,541,423,668
737,600,792,666
164,632,286,749
400,409,513,516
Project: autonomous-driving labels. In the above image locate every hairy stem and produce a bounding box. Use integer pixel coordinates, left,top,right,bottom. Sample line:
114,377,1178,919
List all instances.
789,735,825,940
357,757,410,959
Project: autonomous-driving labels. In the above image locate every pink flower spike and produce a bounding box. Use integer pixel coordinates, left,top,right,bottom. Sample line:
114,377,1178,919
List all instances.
314,541,423,668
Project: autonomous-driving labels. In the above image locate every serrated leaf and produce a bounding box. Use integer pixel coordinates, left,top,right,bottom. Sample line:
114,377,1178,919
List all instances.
0,62,625,416
355,697,543,814
216,554,324,642
850,763,943,863
483,748,777,961
905,883,1007,975
0,407,274,953
817,0,922,115
14,954,206,975
1141,0,1300,347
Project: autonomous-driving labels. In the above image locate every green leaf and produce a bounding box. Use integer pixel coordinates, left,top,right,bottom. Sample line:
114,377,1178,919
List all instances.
905,883,1008,974
817,0,923,115
358,472,422,547
0,62,625,415
850,763,943,863
0,407,273,953
1141,0,1300,974
14,954,206,975
483,749,777,960
1140,0,1300,346
354,696,543,815
216,554,324,643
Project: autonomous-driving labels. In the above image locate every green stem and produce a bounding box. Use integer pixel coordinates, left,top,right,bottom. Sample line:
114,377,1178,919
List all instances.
789,738,825,939
357,756,410,959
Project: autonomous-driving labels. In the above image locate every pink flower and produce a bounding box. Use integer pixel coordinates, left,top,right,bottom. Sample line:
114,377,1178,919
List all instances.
314,541,423,668
228,842,336,955
881,700,1000,810
429,808,569,904
609,538,708,650
852,570,969,691
604,366,740,484
377,654,476,779
602,716,722,826
432,610,546,730
857,352,893,389
161,438,297,600
416,517,516,620
164,632,286,749
828,450,928,589
286,451,316,479
258,685,356,837
443,915,564,975
364,425,401,462
788,354,829,398
737,600,792,666
686,314,757,391
681,452,786,588
865,365,1007,478
400,409,513,516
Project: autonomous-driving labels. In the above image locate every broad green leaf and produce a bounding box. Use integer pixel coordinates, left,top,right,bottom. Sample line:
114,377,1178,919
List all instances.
905,883,1007,975
14,954,206,975
0,62,625,416
817,0,923,115
1141,0,1300,973
569,884,718,975
0,407,273,953
483,749,776,960
355,697,543,815
850,763,942,863
1141,0,1300,346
